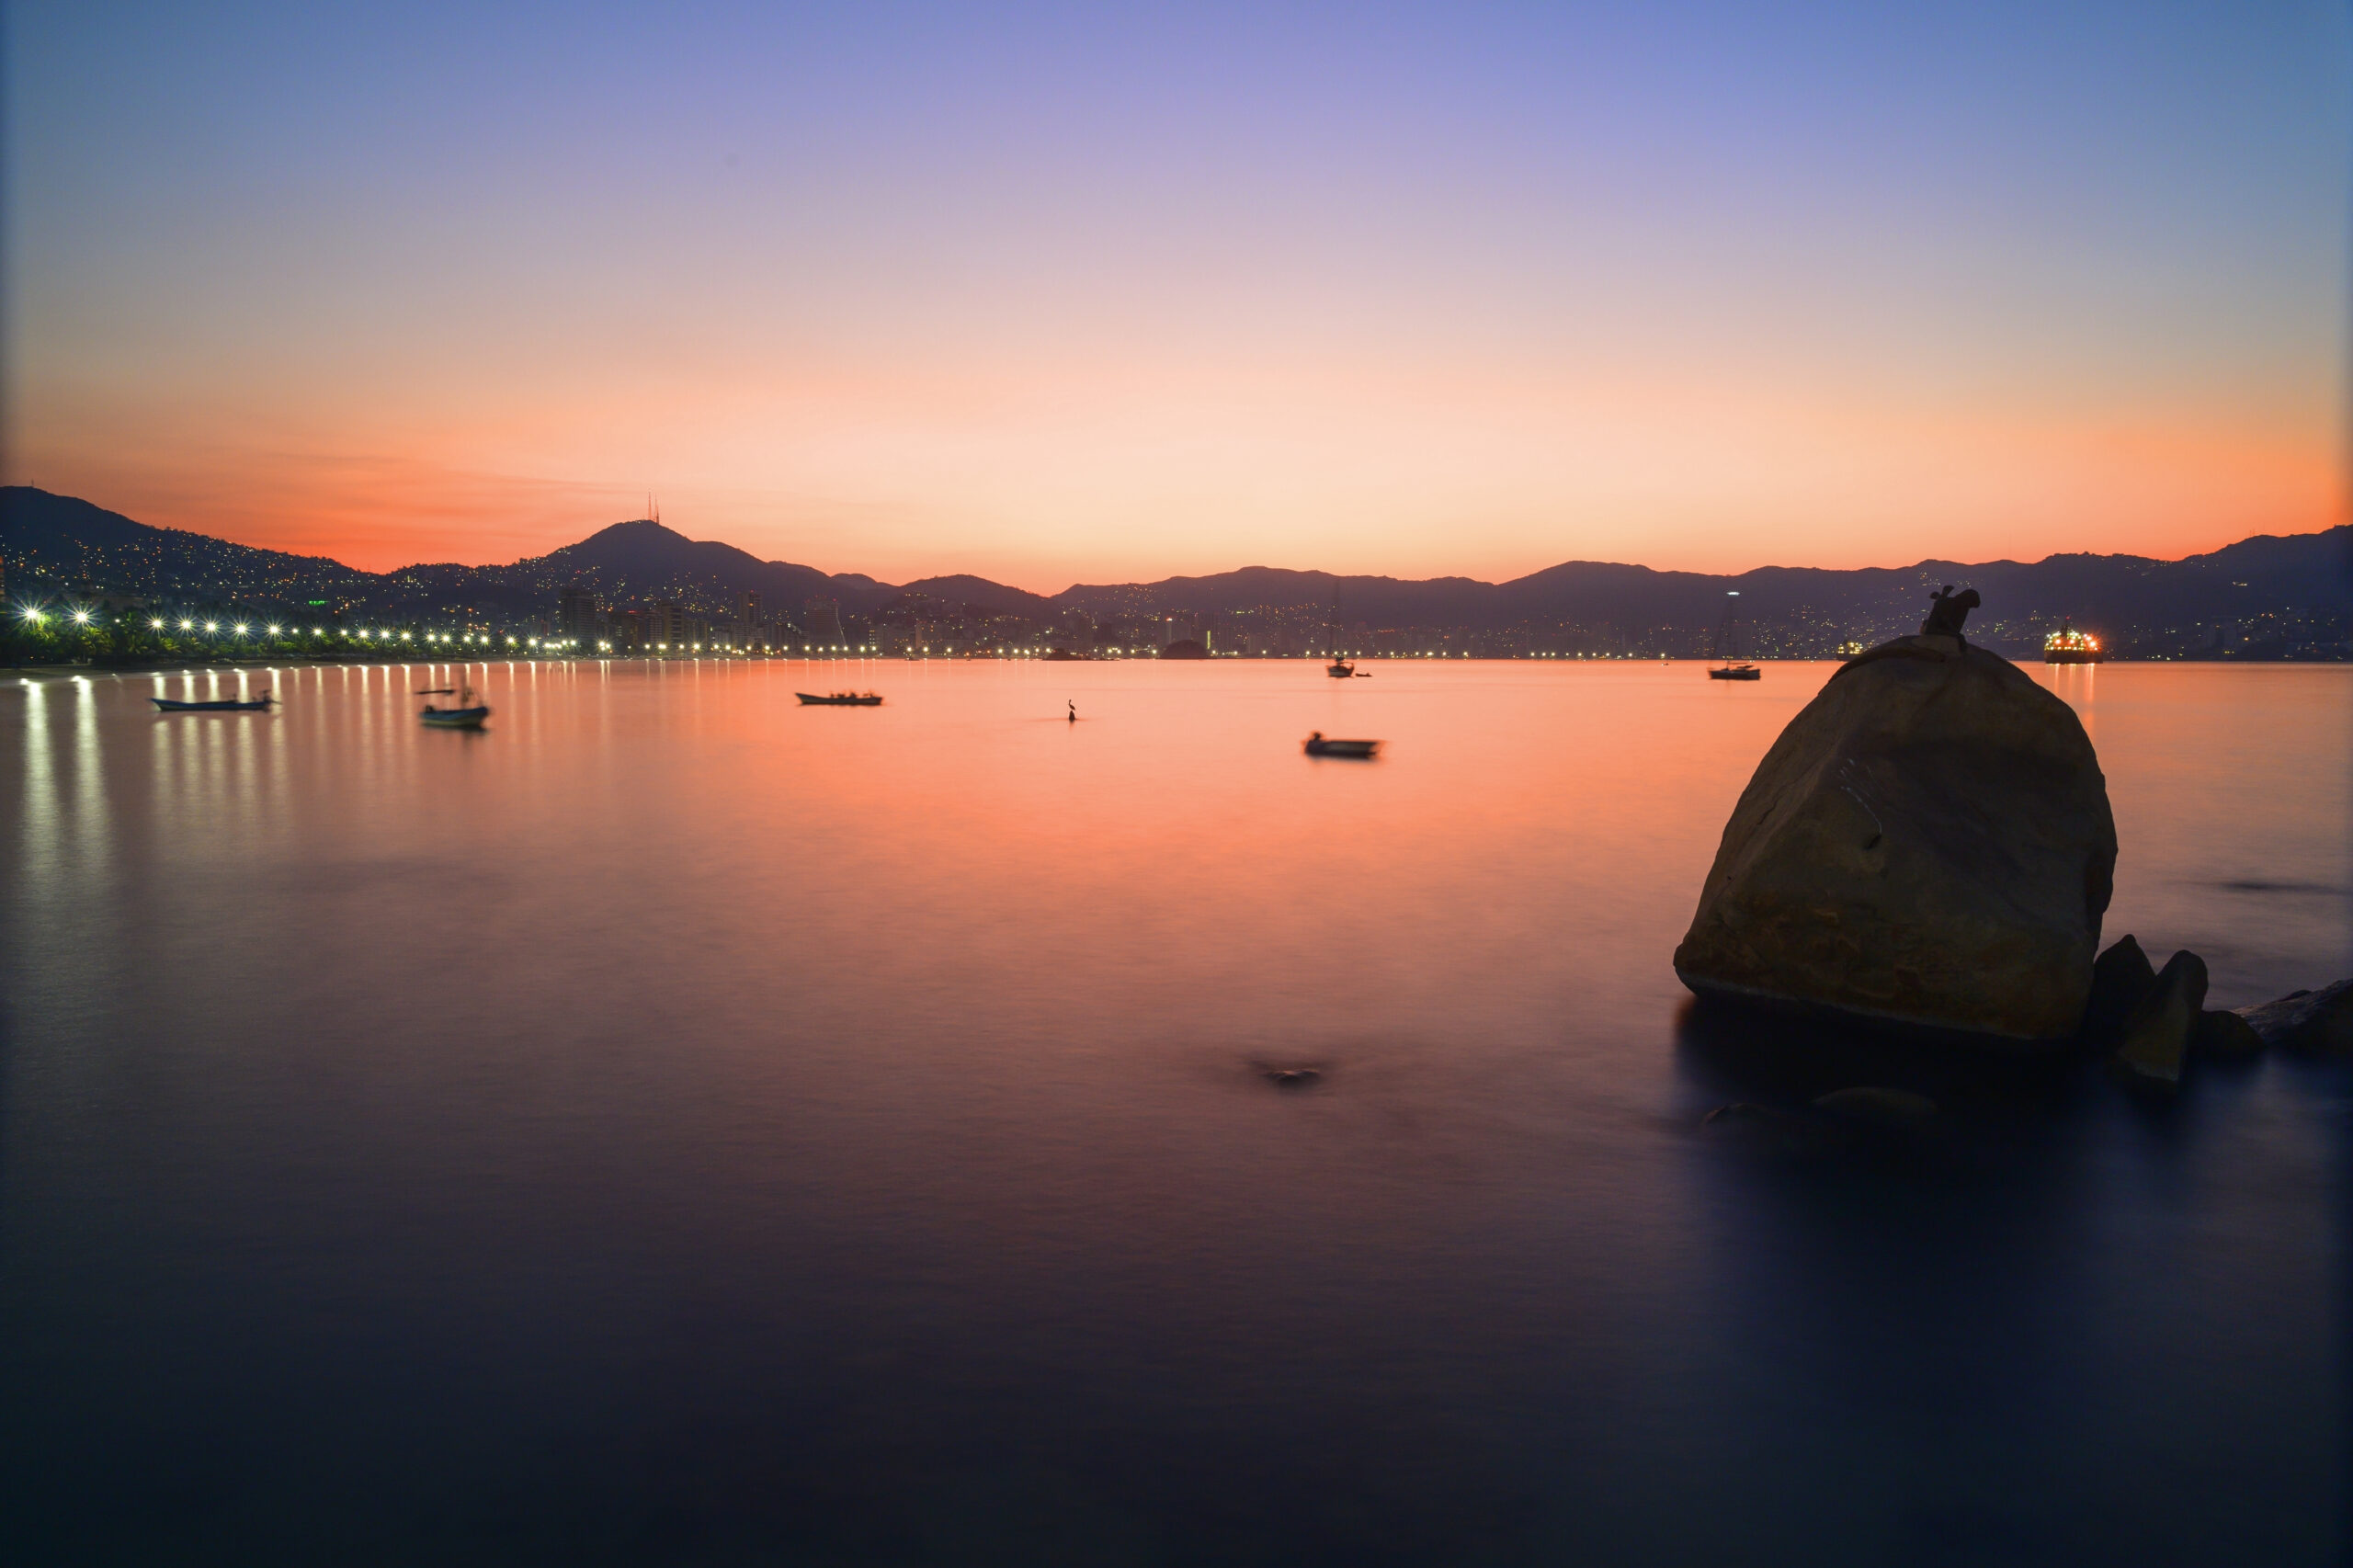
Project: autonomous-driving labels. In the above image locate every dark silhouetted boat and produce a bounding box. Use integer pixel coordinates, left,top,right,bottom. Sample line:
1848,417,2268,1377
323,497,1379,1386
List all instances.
1708,591,1761,680
798,691,883,706
1303,732,1378,758
421,684,491,729
153,695,275,711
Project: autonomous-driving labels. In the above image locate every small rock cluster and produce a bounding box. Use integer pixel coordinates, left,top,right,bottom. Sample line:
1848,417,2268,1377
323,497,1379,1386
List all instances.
2083,934,2352,1090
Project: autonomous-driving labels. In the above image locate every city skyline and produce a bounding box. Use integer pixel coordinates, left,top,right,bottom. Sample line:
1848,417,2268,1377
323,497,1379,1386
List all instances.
7,3,2347,587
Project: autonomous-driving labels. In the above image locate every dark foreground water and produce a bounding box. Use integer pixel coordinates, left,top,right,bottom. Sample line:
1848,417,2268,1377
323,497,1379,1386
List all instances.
3,659,2348,1565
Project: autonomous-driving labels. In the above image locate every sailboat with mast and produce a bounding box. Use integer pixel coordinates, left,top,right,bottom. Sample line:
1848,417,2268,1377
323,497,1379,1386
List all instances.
1325,580,1368,676
1707,591,1761,680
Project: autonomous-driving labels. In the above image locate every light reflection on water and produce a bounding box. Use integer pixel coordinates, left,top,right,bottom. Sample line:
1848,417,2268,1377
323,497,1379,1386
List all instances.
0,659,2347,1565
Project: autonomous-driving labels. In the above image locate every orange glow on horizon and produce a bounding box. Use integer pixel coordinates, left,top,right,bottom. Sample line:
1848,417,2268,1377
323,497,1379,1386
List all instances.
9,367,2335,586
10,2,2343,590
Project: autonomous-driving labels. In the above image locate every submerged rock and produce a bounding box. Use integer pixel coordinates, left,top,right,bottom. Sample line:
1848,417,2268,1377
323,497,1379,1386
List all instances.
1674,634,2117,1044
1812,1085,1938,1125
2234,979,2353,1054
2081,935,2156,1049
1701,1101,1782,1127
2193,1009,2267,1059
1699,1101,1824,1152
2113,950,2207,1089
1263,1067,1322,1087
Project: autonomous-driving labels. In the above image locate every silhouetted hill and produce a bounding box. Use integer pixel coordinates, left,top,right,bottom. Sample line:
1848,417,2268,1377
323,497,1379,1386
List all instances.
1054,566,1496,624
0,491,921,622
6,483,2347,655
901,574,1055,616
0,487,378,603
511,519,888,614
1059,529,2353,655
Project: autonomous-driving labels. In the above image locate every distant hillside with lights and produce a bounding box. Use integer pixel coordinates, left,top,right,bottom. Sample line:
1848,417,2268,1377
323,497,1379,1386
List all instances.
5,485,2347,659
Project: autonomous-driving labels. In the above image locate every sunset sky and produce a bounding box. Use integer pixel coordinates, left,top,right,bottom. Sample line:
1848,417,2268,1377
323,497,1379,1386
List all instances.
6,2,2347,588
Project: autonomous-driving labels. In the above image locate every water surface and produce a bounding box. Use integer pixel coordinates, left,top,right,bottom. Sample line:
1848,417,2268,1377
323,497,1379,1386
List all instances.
4,659,2348,1564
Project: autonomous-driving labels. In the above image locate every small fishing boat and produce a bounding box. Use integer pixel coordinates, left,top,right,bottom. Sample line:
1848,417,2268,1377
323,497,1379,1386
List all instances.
797,691,883,706
1327,658,1355,678
153,695,275,711
1303,732,1379,758
1707,664,1761,681
421,684,490,729
415,687,456,695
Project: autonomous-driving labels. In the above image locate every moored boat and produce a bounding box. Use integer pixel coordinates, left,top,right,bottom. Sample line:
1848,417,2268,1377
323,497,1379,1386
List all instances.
2044,620,2103,664
797,691,883,706
421,683,490,728
1708,590,1761,680
1303,732,1379,758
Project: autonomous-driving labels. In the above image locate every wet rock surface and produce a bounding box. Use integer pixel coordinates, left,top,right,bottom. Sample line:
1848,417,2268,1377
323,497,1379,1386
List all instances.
2081,935,2155,1049
2234,979,2353,1054
2193,1008,2267,1059
2113,950,2207,1089
1675,634,2117,1044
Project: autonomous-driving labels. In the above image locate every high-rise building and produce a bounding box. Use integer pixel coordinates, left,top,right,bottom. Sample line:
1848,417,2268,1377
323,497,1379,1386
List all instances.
739,590,761,651
651,600,688,649
557,585,598,645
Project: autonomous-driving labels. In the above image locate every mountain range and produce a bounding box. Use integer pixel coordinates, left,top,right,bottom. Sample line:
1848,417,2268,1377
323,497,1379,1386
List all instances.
5,485,2348,657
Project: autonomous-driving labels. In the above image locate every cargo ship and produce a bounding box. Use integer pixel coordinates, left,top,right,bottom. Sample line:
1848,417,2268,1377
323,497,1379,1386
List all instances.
2043,620,2102,665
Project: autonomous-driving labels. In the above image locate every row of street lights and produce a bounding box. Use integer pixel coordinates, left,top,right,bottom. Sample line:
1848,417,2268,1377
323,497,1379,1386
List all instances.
15,611,567,651
18,609,1648,659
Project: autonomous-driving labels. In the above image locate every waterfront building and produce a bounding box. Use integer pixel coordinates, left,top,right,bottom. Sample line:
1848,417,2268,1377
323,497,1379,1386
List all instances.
558,585,599,645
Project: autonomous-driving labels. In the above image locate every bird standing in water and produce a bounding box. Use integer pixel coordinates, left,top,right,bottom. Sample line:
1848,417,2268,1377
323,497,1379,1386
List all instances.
1067,699,1076,723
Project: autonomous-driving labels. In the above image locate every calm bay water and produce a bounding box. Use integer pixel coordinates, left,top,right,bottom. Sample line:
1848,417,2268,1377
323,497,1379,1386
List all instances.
3,658,2348,1565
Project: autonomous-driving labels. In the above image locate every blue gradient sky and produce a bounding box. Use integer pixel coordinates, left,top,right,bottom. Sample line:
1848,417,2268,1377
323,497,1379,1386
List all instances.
6,2,2347,585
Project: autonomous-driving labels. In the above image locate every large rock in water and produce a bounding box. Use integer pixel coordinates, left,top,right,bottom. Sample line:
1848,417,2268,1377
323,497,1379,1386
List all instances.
1675,635,2118,1044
